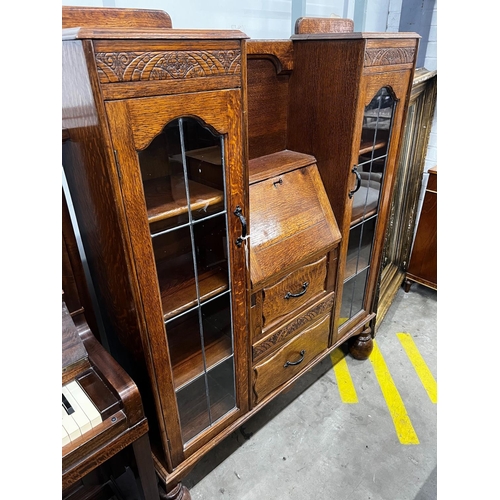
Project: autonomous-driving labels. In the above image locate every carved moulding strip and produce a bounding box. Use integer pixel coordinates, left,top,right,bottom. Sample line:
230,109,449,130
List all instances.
95,49,241,83
253,294,334,360
364,47,415,67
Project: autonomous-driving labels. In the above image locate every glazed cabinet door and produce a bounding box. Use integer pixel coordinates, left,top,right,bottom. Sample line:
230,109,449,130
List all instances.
338,70,412,339
105,89,248,466
340,87,396,324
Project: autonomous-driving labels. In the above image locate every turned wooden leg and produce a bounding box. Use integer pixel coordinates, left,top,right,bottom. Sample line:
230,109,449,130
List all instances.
349,330,373,360
159,482,191,500
404,278,413,293
132,435,161,500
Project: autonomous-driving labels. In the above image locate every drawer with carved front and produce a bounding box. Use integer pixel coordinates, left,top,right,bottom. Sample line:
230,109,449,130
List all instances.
252,312,331,405
250,250,337,346
253,292,334,364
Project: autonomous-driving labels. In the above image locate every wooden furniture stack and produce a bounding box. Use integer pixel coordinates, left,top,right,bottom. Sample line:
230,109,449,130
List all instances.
62,7,418,497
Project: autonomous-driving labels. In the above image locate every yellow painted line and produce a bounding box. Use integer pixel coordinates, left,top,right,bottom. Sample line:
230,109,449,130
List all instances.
397,332,437,403
330,349,358,403
338,317,348,327
370,340,419,444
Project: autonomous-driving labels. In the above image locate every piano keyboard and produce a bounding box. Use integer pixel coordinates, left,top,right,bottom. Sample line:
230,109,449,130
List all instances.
62,380,103,446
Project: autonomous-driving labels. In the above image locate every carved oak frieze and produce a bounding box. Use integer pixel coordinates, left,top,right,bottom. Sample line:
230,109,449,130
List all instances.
95,49,241,83
253,295,334,360
364,47,415,67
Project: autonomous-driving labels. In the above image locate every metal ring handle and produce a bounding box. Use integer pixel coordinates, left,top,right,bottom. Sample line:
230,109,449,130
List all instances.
284,350,306,368
284,282,309,299
348,166,362,199
234,206,247,247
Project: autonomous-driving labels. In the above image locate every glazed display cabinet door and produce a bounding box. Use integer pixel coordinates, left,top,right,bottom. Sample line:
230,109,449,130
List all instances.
340,87,396,325
105,90,248,463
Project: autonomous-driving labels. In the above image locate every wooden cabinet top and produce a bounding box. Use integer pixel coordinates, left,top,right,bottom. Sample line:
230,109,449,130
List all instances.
62,27,248,41
290,31,420,41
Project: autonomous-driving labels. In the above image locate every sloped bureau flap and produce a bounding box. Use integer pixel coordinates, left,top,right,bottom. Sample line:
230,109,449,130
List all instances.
249,150,341,289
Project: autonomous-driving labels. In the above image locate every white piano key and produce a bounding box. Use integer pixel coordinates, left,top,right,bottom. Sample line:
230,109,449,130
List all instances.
62,425,70,447
66,380,102,428
62,405,81,442
62,385,92,435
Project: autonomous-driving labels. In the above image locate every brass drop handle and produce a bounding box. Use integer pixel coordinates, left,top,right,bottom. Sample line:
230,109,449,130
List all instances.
234,206,247,247
348,166,362,199
284,350,306,368
284,282,309,299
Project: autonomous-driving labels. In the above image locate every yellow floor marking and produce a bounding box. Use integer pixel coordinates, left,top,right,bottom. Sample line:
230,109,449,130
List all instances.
330,349,358,403
397,332,437,403
338,317,348,327
370,340,419,444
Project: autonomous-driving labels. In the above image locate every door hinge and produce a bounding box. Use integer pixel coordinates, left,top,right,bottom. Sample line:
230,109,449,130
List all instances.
113,150,122,180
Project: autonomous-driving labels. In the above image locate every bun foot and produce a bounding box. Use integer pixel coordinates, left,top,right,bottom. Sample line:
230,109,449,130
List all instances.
159,483,191,500
349,330,373,360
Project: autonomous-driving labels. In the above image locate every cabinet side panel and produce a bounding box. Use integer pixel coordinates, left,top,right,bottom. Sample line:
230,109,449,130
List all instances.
62,40,172,469
62,40,140,356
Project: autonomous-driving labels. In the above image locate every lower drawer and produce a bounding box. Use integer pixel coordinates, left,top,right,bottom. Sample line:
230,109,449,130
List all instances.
252,312,331,405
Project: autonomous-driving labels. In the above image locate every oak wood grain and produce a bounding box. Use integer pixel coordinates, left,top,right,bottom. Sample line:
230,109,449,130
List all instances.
62,6,173,30
250,164,341,288
294,17,354,34
247,58,290,159
253,292,335,361
261,256,327,328
253,313,331,404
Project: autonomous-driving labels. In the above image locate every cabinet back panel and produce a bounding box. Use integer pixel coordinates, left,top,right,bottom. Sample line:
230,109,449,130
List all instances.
247,58,289,159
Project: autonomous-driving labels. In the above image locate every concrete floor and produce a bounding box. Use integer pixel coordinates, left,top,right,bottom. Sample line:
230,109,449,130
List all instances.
183,283,437,500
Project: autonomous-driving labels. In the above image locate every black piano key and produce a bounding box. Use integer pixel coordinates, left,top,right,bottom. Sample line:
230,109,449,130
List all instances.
62,393,75,415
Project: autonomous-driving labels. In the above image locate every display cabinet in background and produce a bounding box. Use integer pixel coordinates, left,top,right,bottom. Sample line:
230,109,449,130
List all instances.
376,68,437,325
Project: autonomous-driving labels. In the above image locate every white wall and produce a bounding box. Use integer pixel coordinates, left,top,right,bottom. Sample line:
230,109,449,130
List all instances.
415,1,437,221
61,0,437,191
387,0,403,32
423,3,437,171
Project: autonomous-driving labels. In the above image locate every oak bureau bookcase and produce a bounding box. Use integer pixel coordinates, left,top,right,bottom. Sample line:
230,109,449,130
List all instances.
62,7,418,498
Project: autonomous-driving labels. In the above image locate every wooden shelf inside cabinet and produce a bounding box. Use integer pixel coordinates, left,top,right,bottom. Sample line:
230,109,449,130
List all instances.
143,175,224,224
350,208,377,227
167,307,233,391
157,264,228,321
359,139,387,156
344,255,370,281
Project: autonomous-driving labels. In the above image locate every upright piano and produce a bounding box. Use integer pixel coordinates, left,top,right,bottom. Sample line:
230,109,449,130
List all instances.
62,185,160,500
61,298,159,500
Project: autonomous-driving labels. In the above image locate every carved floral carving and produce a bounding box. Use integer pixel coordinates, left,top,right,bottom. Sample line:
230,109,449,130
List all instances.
95,49,241,83
364,47,415,67
253,295,334,360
